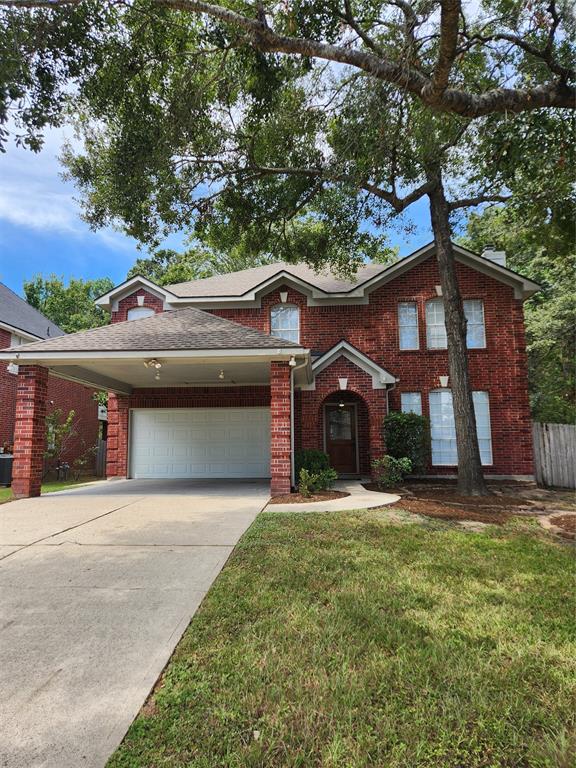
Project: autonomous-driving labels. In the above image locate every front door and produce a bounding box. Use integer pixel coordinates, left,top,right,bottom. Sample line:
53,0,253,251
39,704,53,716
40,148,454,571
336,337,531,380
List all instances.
324,404,358,475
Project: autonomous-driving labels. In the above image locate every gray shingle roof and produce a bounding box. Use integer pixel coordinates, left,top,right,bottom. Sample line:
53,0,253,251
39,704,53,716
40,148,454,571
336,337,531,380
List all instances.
2,306,300,353
168,261,387,297
0,283,63,339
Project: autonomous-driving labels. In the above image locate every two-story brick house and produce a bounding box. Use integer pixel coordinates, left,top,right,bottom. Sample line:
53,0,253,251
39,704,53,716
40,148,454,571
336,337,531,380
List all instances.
0,242,539,498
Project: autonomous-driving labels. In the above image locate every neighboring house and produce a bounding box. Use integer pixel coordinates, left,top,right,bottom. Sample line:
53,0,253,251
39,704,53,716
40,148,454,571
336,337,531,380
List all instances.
0,283,99,469
0,243,539,498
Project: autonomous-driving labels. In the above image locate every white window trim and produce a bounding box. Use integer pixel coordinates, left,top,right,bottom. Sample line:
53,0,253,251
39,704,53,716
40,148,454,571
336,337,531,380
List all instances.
425,298,447,349
463,299,487,349
270,304,300,344
398,301,419,350
428,389,493,466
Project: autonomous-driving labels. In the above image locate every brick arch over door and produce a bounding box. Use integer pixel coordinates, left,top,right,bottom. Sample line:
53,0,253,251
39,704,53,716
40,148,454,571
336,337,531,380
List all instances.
296,357,388,474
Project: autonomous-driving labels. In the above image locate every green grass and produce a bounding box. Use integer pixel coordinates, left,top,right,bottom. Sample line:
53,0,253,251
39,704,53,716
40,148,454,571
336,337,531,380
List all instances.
109,511,576,768
0,475,101,503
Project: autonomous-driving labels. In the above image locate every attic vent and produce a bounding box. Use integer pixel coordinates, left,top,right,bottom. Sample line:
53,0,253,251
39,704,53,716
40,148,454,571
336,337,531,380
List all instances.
47,327,51,337
481,246,506,267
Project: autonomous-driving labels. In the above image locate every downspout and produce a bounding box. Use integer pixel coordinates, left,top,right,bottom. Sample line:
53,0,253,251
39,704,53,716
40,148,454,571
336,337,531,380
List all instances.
290,357,309,489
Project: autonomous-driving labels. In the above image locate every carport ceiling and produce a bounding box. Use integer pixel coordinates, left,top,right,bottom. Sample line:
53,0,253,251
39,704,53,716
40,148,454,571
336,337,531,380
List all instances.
48,359,275,392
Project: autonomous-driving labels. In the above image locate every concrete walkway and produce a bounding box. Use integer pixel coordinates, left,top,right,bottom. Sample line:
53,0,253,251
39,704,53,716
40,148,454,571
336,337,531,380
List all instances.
0,479,270,768
267,480,399,512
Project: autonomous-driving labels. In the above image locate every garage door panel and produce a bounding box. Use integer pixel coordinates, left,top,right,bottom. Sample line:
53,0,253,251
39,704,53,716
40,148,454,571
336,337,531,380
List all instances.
130,408,271,479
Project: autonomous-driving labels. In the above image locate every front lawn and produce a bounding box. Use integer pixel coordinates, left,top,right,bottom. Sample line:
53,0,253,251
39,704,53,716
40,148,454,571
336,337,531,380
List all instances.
0,475,101,503
109,510,575,768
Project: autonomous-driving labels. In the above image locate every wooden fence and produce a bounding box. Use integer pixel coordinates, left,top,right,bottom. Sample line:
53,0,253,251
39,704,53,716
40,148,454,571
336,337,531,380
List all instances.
532,422,576,489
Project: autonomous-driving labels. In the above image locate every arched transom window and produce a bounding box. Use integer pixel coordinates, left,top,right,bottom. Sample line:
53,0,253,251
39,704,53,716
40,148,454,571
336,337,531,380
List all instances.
270,304,300,343
127,306,155,321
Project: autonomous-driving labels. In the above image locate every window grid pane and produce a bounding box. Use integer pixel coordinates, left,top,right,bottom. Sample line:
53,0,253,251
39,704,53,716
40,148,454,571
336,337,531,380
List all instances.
429,390,493,466
464,300,486,348
398,302,419,350
426,299,447,349
401,392,422,415
270,305,300,343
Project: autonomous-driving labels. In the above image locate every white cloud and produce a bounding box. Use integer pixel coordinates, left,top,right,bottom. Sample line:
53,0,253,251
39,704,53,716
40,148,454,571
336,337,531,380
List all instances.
0,125,137,252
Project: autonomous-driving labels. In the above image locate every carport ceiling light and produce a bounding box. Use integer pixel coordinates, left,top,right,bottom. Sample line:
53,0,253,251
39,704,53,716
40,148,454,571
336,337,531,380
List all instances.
144,359,162,369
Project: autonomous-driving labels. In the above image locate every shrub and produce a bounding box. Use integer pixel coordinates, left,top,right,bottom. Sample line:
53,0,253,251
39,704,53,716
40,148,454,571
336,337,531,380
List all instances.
295,449,331,477
298,469,317,497
371,456,412,489
383,412,429,472
297,466,338,496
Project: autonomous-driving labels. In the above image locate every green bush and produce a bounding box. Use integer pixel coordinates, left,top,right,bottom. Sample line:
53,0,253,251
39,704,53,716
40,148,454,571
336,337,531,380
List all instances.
383,412,429,472
295,449,331,477
298,469,316,497
371,456,412,489
297,467,338,496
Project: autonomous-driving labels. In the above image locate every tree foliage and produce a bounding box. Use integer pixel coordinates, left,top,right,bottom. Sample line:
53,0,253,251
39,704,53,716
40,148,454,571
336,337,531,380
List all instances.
460,204,575,424
24,275,114,332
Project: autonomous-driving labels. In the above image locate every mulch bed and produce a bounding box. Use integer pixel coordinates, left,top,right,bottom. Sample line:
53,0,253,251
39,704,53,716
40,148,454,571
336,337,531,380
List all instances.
390,497,512,525
550,514,576,536
363,482,520,524
269,490,350,505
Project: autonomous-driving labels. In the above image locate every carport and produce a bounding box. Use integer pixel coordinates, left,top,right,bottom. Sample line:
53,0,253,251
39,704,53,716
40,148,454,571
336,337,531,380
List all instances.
0,307,311,498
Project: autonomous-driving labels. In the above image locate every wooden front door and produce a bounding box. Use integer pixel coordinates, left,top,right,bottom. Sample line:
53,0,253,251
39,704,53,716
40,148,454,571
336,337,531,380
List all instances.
324,404,358,475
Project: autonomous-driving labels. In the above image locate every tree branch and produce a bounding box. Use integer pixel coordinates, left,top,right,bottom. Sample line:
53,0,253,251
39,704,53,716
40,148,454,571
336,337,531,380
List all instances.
448,192,511,210
422,0,461,101
2,0,574,116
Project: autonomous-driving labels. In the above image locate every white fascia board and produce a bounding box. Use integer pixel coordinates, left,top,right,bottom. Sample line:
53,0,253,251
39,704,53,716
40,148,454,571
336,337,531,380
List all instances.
300,341,395,391
0,321,44,342
0,347,310,363
94,275,176,310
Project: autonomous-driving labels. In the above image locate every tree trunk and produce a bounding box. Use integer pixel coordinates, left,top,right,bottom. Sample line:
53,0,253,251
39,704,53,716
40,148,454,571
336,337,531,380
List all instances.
427,170,489,496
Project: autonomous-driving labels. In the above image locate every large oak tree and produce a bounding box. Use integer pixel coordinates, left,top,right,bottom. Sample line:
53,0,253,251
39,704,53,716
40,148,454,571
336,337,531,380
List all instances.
2,0,574,494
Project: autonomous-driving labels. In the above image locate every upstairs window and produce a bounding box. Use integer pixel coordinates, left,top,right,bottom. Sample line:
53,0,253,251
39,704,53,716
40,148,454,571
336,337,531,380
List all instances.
426,299,447,349
270,304,300,343
127,307,155,321
426,298,486,349
398,302,419,350
463,299,486,348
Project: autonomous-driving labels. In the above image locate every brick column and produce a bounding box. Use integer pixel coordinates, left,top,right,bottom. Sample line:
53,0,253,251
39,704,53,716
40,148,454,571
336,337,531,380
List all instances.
270,361,292,496
106,393,130,478
12,365,49,498
368,392,387,477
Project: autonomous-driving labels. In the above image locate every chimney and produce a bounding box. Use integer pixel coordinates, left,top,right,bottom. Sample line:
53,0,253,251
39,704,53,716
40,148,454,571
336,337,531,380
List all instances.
481,244,506,267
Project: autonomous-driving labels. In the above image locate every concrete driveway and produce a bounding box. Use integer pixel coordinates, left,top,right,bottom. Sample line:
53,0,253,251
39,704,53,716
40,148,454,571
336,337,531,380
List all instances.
0,479,269,768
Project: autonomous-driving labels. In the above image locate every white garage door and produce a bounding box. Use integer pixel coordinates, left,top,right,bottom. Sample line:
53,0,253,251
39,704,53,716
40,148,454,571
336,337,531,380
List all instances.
130,408,271,479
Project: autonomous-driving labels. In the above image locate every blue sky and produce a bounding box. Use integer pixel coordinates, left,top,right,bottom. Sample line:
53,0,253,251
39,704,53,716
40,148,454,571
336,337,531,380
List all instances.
0,126,434,297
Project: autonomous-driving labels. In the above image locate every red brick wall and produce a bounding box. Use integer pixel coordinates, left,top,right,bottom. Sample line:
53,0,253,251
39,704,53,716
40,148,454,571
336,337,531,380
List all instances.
270,362,291,495
12,365,49,498
210,256,534,476
1,328,99,463
111,289,164,323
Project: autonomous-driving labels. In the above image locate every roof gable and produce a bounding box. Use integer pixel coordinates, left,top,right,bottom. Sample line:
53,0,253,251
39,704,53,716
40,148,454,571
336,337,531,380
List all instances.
302,340,396,390
161,244,540,305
